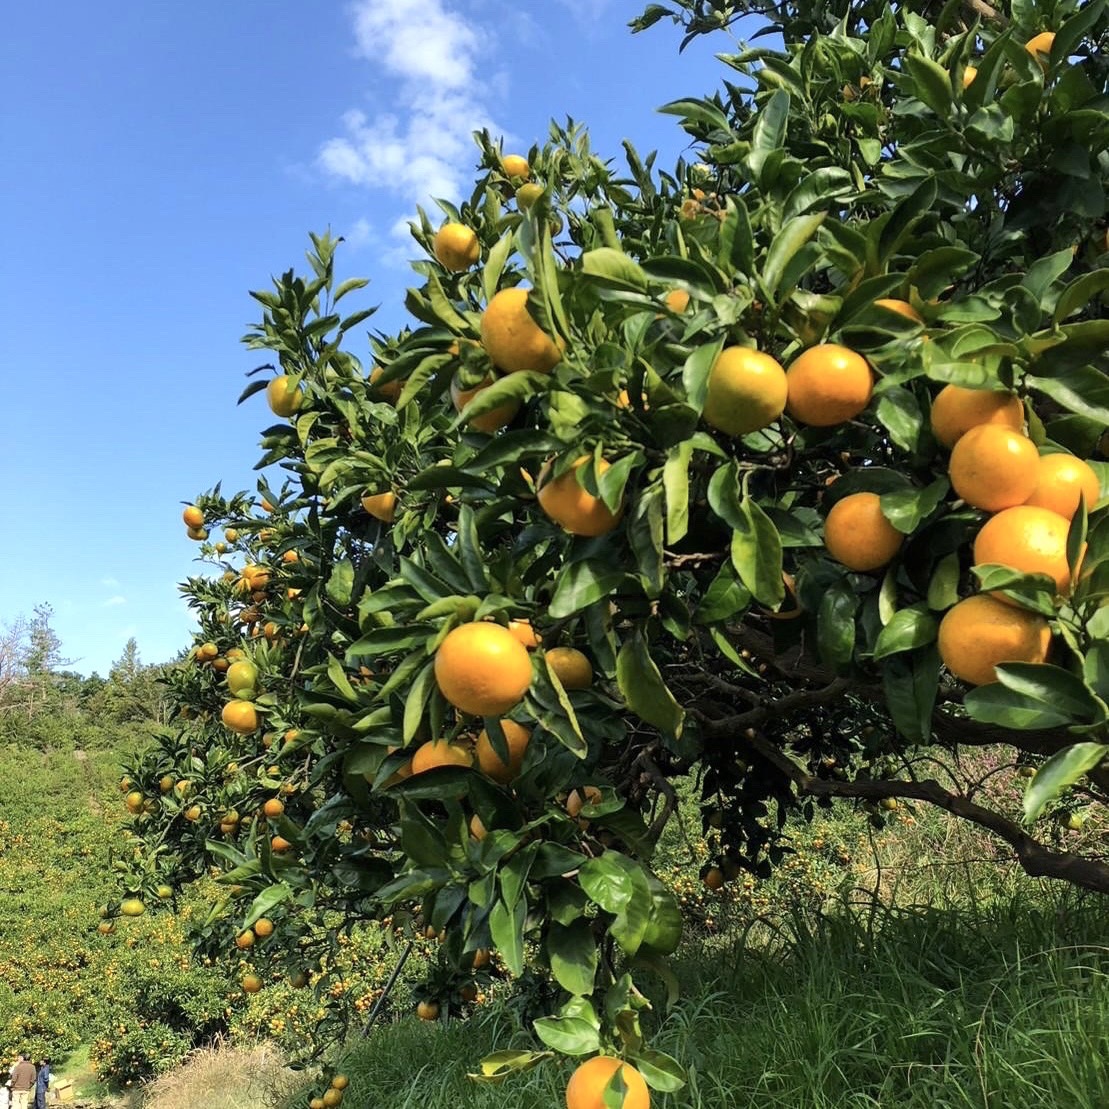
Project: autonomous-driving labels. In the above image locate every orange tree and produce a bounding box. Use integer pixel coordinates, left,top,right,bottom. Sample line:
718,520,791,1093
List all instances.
119,0,1108,1102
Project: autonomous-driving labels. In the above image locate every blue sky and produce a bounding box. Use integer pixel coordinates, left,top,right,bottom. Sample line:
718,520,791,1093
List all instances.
1,1,733,677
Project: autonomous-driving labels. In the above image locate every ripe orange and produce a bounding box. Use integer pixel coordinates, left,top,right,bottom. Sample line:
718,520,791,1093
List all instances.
321,1089,343,1109
361,491,397,523
930,385,1024,448
566,785,603,818
254,917,274,938
1023,453,1101,519
664,288,690,313
241,974,263,994
221,699,259,735
97,921,114,935
411,738,475,774
469,813,487,840
330,1076,349,1092
432,222,480,271
538,457,623,537
186,526,209,541
702,346,787,436
973,505,1074,597
369,365,403,402
416,999,440,1021
937,594,1051,685
182,505,204,528
184,805,202,822
435,622,533,716
823,492,903,572
565,1055,650,1109
235,929,256,949
1025,31,1055,68
266,375,304,418
480,287,563,374
785,344,873,426
501,154,530,179
475,720,532,783
262,798,285,819
125,790,145,814
949,425,1039,511
450,373,521,433
507,618,542,649
545,646,594,690
271,835,293,853
962,64,978,88
309,1099,325,1109
874,298,923,324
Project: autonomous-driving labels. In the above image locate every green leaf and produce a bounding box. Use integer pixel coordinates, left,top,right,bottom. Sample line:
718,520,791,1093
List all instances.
548,919,599,996
994,663,1103,725
882,648,941,742
718,197,755,275
467,1050,551,1085
964,685,1075,730
730,499,784,607
694,560,752,624
533,1014,602,1056
1023,743,1109,823
244,883,292,928
482,230,516,304
817,582,856,669
489,896,527,976
903,52,954,116
582,248,649,291
1053,269,1109,323
761,213,826,299
616,628,685,739
880,479,949,535
872,605,937,660
875,387,924,453
326,655,359,704
326,559,355,607
548,561,625,620
682,338,726,413
927,553,961,611
635,1049,688,1093
877,178,937,267
630,485,665,598
1026,366,1109,424
662,442,692,544
402,660,438,743
748,89,790,181
657,97,733,134
450,371,549,430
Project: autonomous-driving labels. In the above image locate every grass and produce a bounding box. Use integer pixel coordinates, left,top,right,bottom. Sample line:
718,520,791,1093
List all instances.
139,1040,295,1109
270,885,1107,1109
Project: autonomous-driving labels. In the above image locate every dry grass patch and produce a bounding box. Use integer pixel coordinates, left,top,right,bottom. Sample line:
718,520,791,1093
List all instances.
140,1039,295,1109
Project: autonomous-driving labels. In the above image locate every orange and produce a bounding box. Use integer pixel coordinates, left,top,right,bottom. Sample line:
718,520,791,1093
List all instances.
184,805,202,822
962,65,978,88
262,798,285,819
501,154,530,179
469,813,487,840
565,1055,650,1109
361,491,397,523
930,385,1024,448
266,375,303,417
566,786,603,818
785,344,873,426
949,425,1039,511
241,974,263,994
450,373,521,433
823,492,903,571
516,182,544,209
182,505,204,528
874,298,923,324
369,365,403,402
235,929,256,949
432,222,480,271
222,699,259,735
664,288,690,313
973,505,1074,597
1025,31,1055,68
226,660,259,698
254,917,274,937
435,622,533,716
702,346,787,436
417,999,440,1021
538,457,623,537
480,287,563,374
507,619,542,649
271,835,293,853
186,526,209,541
1023,453,1101,519
331,1076,349,1092
120,898,146,917
937,594,1051,686
124,790,145,814
545,646,594,690
321,1090,343,1109
703,867,725,891
474,720,531,783
411,738,475,773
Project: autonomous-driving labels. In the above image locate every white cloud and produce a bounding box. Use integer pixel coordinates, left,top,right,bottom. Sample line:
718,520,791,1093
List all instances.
319,0,506,243
102,595,127,608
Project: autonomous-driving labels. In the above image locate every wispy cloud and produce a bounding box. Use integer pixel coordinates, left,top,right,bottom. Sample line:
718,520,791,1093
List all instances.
318,0,506,242
101,577,120,588
102,595,127,608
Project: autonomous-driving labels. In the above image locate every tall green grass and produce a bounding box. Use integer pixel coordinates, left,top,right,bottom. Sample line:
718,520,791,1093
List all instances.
299,889,1107,1109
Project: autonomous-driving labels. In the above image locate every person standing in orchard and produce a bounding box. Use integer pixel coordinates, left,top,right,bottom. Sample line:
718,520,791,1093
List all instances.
8,1056,34,1109
32,1061,49,1109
